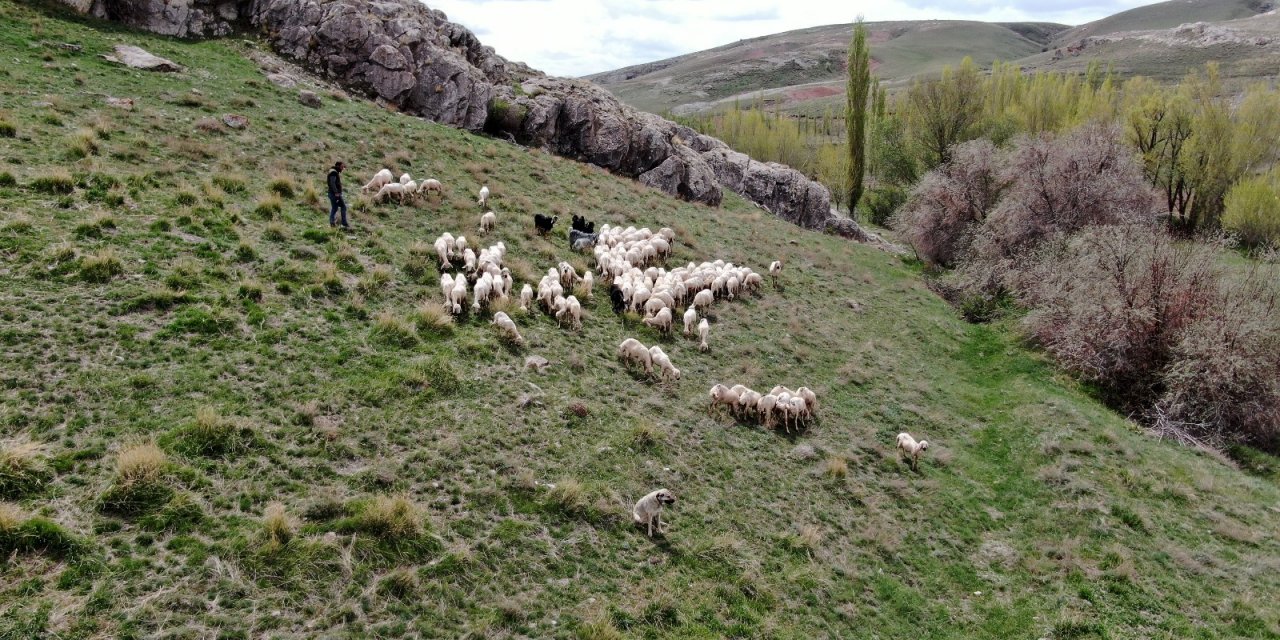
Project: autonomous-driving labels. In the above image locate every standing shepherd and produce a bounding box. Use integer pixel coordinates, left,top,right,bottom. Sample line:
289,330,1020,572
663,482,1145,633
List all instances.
327,161,349,229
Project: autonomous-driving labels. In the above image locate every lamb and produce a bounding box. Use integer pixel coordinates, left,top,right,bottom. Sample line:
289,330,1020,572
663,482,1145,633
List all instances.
534,214,558,235
896,433,929,471
519,284,534,312
641,307,673,334
492,311,523,346
478,211,496,234
683,307,698,336
422,178,444,195
698,318,710,352
617,338,653,375
478,184,490,208
361,168,394,193
632,488,676,537
769,260,783,287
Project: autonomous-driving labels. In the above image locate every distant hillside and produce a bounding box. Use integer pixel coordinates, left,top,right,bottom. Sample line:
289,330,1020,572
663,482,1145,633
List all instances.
590,0,1279,116
1051,0,1274,46
587,20,1066,115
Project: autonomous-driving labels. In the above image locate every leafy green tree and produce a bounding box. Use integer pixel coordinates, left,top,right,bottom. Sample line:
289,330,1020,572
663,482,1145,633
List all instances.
846,18,872,213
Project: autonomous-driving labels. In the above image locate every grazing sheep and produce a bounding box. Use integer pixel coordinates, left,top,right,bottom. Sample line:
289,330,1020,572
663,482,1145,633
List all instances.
698,318,710,352
896,433,929,471
439,273,455,305
374,182,407,204
479,211,496,233
518,284,533,312
434,237,451,270
617,338,653,375
796,386,818,416
492,311,523,346
534,214,558,235
399,173,412,185
769,260,783,287
448,276,467,315
478,184,490,208
757,394,779,429
632,488,676,537
683,307,698,336
455,235,469,256
556,295,583,330
472,274,493,313
580,271,594,300
744,272,763,294
650,348,680,381
692,289,714,312
422,178,444,195
558,262,578,289
708,383,741,416
641,307,673,334
361,168,394,193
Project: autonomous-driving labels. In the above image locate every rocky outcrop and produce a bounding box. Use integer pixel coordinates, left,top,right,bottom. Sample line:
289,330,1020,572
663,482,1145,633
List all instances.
57,0,865,235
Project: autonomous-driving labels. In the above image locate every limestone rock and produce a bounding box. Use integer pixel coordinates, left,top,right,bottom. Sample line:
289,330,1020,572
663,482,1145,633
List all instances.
103,44,182,72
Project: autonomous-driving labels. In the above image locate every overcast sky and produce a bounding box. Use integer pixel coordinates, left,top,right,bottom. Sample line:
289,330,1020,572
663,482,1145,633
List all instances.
424,0,1158,77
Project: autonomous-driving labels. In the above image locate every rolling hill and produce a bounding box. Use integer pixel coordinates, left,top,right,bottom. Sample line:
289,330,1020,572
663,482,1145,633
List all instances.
1,1,1278,637
589,0,1279,116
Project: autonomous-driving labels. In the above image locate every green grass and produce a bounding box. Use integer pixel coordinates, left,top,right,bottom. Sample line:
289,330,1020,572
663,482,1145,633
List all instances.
0,1,1277,637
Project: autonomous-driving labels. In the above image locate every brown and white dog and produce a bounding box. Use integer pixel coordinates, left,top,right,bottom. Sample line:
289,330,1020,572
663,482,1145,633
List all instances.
632,489,677,537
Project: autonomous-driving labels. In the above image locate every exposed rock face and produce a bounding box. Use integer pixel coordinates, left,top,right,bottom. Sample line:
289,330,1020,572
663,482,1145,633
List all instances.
59,0,862,235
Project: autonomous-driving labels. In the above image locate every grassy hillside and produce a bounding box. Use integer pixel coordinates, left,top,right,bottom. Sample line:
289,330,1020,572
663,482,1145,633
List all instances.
2,2,1279,638
587,21,1061,116
1051,0,1273,45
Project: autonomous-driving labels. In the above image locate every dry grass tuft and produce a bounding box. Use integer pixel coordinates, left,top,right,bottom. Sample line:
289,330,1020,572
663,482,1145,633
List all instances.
0,439,50,498
823,455,849,478
261,502,298,548
358,494,424,539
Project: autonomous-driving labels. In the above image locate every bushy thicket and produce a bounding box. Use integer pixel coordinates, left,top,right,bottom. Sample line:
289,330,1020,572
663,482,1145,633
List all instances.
1222,169,1280,250
897,122,1280,451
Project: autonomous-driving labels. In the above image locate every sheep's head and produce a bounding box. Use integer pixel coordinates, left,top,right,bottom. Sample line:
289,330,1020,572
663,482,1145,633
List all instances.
654,489,676,505
919,440,929,451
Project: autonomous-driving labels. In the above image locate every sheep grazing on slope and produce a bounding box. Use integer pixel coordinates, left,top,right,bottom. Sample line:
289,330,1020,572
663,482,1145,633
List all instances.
361,168,394,193
399,173,412,185
579,271,594,300
708,384,741,416
555,295,583,330
434,237,451,270
683,307,698,336
648,345,680,381
896,433,929,471
478,211,497,234
519,284,533,312
698,318,710,352
617,338,653,376
478,184,490,208
534,214,558,235
492,311,523,346
374,182,407,204
422,178,444,195
632,488,676,537
448,276,468,315
439,273,455,305
642,307,673,335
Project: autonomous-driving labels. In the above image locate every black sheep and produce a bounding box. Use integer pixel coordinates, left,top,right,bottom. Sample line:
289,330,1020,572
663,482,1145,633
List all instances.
610,284,626,314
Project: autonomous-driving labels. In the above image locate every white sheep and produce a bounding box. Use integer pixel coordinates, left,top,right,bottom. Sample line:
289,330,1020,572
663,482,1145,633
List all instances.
708,383,740,416
374,182,406,204
757,394,778,429
362,168,393,193
558,262,578,289
492,311,523,346
556,295,583,330
520,284,534,312
439,273,454,305
618,338,653,376
692,289,714,312
641,307,673,335
698,318,710,352
769,260,783,287
896,433,929,471
479,211,496,234
651,350,680,381
683,307,698,336
478,184,490,208
580,271,594,300
422,178,444,195
399,173,412,185
448,276,468,315
472,274,493,313
796,386,818,417
434,237,451,270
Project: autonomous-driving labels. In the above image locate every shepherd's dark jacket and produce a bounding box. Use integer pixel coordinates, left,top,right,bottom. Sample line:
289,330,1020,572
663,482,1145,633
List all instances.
327,169,343,198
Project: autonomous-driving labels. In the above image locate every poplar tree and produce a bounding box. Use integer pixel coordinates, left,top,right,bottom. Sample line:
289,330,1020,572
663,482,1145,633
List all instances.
846,17,872,213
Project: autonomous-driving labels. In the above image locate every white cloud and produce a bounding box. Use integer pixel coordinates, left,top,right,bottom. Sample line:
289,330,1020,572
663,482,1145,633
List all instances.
423,0,1156,77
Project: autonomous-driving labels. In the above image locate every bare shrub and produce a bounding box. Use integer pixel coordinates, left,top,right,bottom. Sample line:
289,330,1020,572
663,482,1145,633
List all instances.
1016,224,1219,414
976,123,1157,264
894,139,1006,268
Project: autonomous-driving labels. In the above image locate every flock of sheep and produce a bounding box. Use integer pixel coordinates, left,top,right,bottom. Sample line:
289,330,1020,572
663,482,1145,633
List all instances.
358,168,931,537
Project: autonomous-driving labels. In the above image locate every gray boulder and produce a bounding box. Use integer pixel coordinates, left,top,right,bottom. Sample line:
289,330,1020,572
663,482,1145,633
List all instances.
298,90,322,108
102,44,183,72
